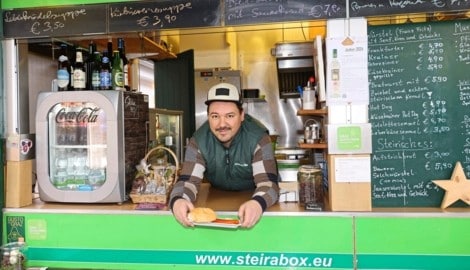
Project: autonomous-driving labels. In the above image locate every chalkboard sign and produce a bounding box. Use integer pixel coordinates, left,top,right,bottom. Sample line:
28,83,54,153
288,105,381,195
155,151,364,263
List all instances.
368,20,470,207
225,0,346,26
350,0,470,17
2,5,107,38
108,0,221,33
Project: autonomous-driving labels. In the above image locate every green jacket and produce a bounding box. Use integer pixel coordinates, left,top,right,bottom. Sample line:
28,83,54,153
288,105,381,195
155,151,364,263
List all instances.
194,114,268,191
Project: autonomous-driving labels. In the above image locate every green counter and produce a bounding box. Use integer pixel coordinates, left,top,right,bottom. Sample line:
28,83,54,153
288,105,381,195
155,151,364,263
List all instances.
3,210,354,269
3,207,470,270
355,215,470,270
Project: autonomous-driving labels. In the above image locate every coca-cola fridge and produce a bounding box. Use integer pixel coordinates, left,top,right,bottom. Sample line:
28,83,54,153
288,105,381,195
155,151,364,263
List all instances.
36,90,149,203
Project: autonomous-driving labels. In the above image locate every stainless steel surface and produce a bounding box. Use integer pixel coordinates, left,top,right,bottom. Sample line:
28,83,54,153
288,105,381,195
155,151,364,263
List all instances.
273,41,315,58
277,58,314,69
273,41,315,99
243,97,305,148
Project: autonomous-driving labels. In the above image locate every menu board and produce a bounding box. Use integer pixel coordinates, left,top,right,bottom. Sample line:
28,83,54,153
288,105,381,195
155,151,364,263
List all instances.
368,20,470,207
224,0,346,26
349,0,470,17
108,0,221,32
2,4,106,38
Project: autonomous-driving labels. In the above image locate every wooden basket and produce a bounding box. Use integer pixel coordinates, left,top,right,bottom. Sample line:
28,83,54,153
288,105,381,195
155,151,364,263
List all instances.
129,146,179,204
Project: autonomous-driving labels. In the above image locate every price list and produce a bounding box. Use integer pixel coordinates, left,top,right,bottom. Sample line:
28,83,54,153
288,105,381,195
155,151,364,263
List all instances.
2,5,106,38
368,21,470,207
108,0,221,33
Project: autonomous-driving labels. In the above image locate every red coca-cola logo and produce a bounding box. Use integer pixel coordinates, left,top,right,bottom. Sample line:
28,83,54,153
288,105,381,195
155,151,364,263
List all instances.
55,107,101,124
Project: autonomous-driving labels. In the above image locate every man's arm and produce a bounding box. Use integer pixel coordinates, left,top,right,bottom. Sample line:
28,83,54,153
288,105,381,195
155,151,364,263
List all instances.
169,137,205,210
250,134,280,211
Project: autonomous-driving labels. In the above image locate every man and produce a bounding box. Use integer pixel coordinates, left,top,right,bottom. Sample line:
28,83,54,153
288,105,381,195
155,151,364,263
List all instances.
170,82,279,228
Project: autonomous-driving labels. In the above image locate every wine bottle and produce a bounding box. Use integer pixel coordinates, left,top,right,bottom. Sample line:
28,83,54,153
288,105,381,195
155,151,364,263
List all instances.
117,38,130,91
85,41,96,90
107,39,113,59
72,49,86,90
112,50,124,90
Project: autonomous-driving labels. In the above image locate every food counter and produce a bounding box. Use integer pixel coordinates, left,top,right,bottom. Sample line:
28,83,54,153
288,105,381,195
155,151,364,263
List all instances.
2,183,470,270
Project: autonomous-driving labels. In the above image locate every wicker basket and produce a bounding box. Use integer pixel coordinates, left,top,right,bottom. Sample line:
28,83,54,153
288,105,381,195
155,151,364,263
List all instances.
129,146,179,204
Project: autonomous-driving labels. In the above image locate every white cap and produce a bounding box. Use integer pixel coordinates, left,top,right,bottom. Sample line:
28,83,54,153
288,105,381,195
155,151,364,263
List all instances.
205,83,241,105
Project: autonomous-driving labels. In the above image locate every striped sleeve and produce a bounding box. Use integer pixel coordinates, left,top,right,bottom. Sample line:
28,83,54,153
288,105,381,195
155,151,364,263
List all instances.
251,134,280,210
169,138,205,210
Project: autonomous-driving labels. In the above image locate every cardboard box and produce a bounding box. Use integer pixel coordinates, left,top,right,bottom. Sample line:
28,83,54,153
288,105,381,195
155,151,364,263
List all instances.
6,160,33,208
327,154,371,211
6,134,35,161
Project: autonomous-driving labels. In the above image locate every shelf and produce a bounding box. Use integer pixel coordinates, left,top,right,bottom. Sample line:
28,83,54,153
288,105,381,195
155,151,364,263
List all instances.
297,108,328,116
76,34,177,61
244,98,266,103
298,143,328,149
297,107,328,150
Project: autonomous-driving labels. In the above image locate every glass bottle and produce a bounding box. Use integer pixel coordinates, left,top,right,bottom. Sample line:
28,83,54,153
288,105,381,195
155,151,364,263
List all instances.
72,49,86,90
107,39,113,59
100,55,112,90
91,51,102,90
85,41,96,90
118,38,130,91
68,45,76,90
112,50,124,90
57,44,71,91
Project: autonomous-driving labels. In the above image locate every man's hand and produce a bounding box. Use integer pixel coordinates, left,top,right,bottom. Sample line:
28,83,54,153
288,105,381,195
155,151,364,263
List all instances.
238,200,263,228
172,198,195,227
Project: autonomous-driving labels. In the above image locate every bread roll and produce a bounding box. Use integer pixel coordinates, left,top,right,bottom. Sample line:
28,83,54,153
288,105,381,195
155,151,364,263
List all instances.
188,207,217,223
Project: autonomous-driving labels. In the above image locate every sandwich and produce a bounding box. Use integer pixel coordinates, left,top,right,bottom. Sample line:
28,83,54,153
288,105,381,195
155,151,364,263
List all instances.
188,207,217,223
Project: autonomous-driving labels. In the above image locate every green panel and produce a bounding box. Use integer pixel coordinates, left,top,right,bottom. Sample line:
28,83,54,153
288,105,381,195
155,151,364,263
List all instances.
3,212,355,269
355,216,470,269
368,20,470,207
1,0,124,9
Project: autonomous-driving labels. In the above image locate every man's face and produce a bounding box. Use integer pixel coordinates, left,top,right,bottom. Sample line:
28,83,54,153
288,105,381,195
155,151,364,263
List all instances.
207,101,244,147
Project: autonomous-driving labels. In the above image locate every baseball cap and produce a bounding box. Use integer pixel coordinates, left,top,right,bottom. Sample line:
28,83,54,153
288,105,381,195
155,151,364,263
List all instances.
205,83,241,105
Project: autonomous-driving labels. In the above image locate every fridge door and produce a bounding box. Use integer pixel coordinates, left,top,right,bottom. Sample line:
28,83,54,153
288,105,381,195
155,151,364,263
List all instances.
36,91,125,203
149,108,184,163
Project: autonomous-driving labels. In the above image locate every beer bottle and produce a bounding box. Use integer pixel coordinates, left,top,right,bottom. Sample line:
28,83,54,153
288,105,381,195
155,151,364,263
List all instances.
91,51,102,90
100,54,112,90
57,44,71,91
72,49,86,90
112,50,124,90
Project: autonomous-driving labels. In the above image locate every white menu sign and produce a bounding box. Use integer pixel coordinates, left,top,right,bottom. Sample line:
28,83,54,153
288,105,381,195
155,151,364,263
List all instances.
326,36,369,105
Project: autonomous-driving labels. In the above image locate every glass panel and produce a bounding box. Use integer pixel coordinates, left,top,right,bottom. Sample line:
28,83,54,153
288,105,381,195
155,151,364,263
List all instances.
153,110,182,163
48,101,107,191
